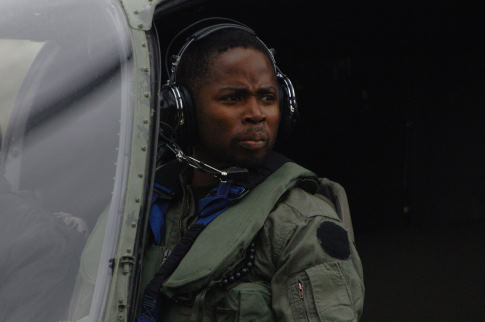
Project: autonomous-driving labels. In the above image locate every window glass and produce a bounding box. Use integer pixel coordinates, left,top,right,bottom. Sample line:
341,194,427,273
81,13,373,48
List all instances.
0,0,133,321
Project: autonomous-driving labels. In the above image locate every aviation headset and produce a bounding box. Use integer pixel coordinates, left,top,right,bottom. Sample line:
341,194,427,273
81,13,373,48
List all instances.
159,17,298,151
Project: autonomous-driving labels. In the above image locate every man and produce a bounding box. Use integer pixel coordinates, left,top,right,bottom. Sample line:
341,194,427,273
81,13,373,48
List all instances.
139,18,364,321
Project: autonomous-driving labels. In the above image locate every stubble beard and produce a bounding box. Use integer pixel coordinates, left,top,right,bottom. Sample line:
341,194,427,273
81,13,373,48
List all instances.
194,135,275,171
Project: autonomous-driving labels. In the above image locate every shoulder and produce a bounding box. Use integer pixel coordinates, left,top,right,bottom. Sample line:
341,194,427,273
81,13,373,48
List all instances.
260,180,351,261
275,185,341,222
264,181,342,232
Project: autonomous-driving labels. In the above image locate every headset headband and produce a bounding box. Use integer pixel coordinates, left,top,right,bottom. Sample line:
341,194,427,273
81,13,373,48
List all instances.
165,18,279,84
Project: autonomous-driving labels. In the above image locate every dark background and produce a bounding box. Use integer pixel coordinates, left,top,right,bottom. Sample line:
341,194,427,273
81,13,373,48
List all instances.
155,1,485,320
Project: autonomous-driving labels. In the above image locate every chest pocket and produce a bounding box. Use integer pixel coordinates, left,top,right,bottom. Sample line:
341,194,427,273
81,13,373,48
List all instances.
214,282,274,322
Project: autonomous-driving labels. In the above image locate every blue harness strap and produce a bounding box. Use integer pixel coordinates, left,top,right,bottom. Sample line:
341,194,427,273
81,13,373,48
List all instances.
138,180,245,322
149,184,173,245
196,182,245,225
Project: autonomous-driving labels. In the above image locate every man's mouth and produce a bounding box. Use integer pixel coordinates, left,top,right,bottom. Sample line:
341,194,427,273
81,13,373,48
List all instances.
237,139,267,150
236,131,269,150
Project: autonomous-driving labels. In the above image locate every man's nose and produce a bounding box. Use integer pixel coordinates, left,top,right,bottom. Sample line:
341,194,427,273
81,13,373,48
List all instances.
243,96,266,124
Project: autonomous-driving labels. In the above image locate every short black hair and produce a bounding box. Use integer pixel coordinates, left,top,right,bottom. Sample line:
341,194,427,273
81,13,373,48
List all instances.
176,28,275,95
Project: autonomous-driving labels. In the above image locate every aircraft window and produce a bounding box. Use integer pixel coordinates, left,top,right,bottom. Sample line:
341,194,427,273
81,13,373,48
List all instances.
0,0,133,321
0,39,43,150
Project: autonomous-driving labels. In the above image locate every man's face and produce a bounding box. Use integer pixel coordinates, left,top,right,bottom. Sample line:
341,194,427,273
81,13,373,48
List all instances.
193,47,280,169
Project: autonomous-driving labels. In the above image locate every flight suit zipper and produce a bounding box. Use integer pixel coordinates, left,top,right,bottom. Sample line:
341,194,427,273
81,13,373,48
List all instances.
160,248,171,267
298,280,304,299
297,280,310,321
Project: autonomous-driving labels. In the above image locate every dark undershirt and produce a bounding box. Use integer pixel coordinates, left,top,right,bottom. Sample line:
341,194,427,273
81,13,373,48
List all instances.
191,184,217,204
183,184,217,230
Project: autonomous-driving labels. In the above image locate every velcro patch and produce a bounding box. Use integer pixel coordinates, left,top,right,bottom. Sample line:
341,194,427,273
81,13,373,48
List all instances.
317,221,350,260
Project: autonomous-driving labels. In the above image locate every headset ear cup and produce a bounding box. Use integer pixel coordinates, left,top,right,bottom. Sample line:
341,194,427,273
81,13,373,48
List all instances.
177,85,197,151
159,85,197,152
277,76,298,141
159,86,181,142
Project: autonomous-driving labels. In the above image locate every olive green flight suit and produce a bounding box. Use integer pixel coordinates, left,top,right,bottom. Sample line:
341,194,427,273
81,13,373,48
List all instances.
141,162,365,321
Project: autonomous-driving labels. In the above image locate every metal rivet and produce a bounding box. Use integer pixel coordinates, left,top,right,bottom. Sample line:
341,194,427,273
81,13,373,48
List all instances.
138,174,143,178
141,146,147,151
144,92,150,98
135,198,141,203
134,10,139,15
138,24,143,29
131,222,137,228
143,119,149,124
143,67,149,73
126,249,131,253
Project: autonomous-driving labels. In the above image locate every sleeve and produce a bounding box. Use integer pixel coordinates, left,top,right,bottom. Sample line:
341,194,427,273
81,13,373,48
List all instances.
260,187,365,322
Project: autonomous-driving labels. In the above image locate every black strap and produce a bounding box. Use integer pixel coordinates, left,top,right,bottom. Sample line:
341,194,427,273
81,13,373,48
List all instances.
139,151,291,321
144,224,204,299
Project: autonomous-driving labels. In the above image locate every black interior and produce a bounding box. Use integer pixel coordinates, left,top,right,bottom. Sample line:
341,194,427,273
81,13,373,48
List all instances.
154,1,485,320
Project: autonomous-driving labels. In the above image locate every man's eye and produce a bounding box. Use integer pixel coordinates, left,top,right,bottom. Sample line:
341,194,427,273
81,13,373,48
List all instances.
261,94,277,103
221,94,242,104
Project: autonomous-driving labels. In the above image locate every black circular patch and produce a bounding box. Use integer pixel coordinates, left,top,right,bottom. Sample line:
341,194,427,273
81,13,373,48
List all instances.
317,221,350,260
